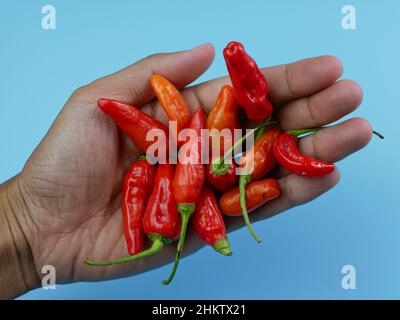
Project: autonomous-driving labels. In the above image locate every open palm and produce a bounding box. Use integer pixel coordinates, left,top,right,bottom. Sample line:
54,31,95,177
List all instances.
18,44,371,285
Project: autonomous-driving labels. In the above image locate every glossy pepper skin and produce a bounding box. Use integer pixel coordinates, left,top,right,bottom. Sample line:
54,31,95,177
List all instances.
206,124,273,194
239,128,281,180
205,160,238,192
236,128,281,242
172,107,206,205
273,132,335,177
84,163,181,267
163,107,206,285
207,85,240,157
220,178,281,216
193,185,232,256
205,85,239,192
223,41,272,121
150,74,191,136
122,156,156,255
143,164,181,240
97,98,169,155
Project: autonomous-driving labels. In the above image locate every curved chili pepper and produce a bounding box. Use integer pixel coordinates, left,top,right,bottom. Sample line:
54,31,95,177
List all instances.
272,126,385,177
150,74,191,138
273,128,335,177
236,128,281,242
223,41,272,121
98,98,169,155
207,85,240,157
220,178,281,216
163,107,205,285
193,184,232,255
84,163,181,266
122,155,156,255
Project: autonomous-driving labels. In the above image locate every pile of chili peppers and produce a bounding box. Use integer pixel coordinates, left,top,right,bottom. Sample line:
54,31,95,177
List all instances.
85,41,383,284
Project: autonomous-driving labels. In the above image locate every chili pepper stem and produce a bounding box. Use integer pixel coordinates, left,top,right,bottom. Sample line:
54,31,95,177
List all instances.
286,127,321,137
254,126,267,141
212,237,232,256
84,236,165,266
162,203,195,285
239,175,262,243
372,130,384,139
288,127,385,140
211,120,275,175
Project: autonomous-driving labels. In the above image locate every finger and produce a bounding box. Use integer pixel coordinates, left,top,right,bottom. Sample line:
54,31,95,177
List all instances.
277,80,363,130
274,117,373,179
224,168,341,232
227,117,372,227
298,117,373,162
73,43,215,106
265,168,341,218
268,118,369,214
182,55,343,112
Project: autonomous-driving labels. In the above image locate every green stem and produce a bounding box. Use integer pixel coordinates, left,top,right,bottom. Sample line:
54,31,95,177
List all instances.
162,203,195,285
286,127,322,138
84,236,165,266
255,126,267,141
288,127,384,140
239,175,261,243
212,120,275,175
212,237,232,256
138,155,147,160
373,130,384,139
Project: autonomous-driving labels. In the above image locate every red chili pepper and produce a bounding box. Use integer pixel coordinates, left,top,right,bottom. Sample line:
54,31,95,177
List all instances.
230,128,281,242
223,41,272,121
150,75,191,147
193,184,232,256
163,107,206,285
273,128,335,177
142,164,181,240
272,127,386,177
122,155,156,255
220,178,281,215
205,160,238,192
84,163,181,266
97,98,169,155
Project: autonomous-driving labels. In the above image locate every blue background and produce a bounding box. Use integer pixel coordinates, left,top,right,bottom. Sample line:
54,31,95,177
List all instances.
1,0,398,299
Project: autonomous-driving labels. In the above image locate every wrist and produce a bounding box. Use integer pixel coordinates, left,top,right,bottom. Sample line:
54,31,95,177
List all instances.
0,176,40,299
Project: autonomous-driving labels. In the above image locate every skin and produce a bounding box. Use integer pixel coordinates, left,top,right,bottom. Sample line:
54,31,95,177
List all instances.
0,43,372,299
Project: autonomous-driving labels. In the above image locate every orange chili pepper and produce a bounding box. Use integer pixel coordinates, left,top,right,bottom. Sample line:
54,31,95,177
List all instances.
207,85,240,157
219,178,281,216
150,74,191,136
239,128,281,180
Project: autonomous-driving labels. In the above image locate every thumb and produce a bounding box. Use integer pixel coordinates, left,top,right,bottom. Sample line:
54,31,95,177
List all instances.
73,43,215,106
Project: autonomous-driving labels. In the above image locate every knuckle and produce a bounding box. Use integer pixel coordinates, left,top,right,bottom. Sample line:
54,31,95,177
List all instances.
70,85,90,100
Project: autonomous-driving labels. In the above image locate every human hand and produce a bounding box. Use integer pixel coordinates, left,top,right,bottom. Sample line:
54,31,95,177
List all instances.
0,43,371,298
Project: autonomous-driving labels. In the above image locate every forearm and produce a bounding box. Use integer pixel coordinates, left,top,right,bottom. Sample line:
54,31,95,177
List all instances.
0,177,39,299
